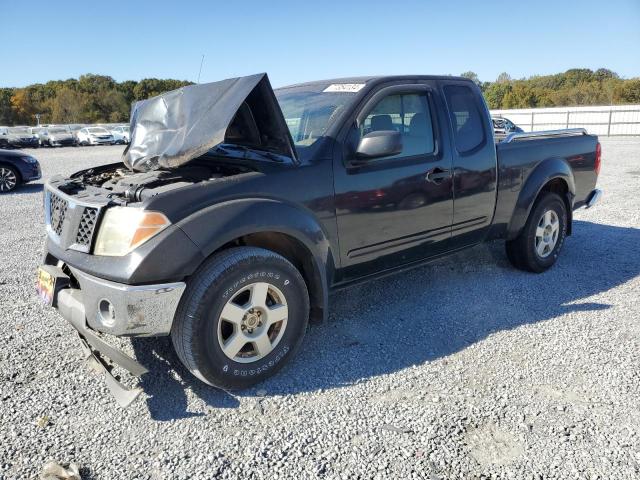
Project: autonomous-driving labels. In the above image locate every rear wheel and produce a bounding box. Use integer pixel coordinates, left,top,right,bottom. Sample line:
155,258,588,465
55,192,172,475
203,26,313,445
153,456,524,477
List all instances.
506,192,567,273
172,247,309,389
0,166,20,193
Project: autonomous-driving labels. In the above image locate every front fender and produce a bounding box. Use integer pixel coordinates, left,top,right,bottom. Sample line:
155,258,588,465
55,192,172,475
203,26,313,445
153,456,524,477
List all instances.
507,157,575,240
177,197,335,320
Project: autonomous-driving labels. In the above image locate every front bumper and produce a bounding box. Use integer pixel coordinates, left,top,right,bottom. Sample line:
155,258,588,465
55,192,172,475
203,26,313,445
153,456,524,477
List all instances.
65,266,186,336
41,263,186,405
89,138,114,145
18,162,41,182
9,139,39,148
50,138,76,147
58,287,149,406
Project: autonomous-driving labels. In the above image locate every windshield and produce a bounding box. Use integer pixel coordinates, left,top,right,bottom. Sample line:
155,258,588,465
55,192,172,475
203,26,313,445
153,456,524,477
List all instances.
88,127,109,134
8,127,30,134
275,88,358,149
49,127,68,134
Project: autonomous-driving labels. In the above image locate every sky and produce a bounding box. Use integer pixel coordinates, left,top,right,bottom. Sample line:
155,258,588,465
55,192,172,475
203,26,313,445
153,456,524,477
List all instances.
1,0,639,88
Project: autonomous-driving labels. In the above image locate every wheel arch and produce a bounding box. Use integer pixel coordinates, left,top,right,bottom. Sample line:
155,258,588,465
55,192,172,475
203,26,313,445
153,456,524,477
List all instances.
177,198,336,323
507,157,575,240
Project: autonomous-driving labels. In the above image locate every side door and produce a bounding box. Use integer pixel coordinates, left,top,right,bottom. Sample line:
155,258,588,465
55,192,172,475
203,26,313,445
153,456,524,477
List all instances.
333,83,454,280
440,81,498,247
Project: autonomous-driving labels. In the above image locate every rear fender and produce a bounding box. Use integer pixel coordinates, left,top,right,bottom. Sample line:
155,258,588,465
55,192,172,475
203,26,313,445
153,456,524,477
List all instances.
507,157,575,240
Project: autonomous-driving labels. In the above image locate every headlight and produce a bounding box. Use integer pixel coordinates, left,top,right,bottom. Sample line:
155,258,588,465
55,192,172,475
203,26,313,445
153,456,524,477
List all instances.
22,156,38,164
93,207,170,256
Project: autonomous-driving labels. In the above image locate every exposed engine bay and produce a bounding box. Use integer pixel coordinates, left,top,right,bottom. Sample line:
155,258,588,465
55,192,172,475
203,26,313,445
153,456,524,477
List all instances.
52,159,254,205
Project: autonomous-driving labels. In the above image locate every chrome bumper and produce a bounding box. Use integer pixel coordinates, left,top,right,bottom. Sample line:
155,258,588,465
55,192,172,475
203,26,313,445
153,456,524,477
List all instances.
586,189,602,208
45,265,186,406
67,267,185,336
58,288,148,406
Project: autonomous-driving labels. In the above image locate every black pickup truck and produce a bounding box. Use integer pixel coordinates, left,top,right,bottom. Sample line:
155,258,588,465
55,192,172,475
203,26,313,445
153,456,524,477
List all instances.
37,74,602,405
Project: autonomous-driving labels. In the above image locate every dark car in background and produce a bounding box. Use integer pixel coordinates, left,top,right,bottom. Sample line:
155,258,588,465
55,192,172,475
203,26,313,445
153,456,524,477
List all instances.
0,149,41,192
0,126,40,149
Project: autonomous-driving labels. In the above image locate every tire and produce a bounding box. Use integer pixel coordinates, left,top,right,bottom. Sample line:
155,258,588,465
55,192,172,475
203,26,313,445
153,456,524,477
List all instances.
0,165,20,193
172,247,310,390
506,192,567,273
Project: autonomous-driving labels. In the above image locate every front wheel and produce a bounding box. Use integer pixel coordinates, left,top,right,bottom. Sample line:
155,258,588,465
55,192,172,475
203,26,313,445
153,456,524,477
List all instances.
506,192,568,273
172,247,309,390
0,165,20,192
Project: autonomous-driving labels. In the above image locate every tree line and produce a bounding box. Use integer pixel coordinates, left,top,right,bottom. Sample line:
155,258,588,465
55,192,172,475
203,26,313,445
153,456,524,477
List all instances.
1,69,639,126
462,68,640,109
0,74,192,126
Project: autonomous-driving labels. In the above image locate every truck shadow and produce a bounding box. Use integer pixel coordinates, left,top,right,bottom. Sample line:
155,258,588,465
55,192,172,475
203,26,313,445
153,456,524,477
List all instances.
132,220,639,419
131,337,240,420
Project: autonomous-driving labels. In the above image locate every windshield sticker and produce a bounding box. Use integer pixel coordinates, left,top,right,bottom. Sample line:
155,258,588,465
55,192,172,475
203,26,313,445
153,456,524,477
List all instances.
323,83,365,93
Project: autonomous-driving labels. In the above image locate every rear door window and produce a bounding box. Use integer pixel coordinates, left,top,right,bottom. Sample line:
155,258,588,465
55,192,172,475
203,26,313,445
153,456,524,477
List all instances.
443,85,485,154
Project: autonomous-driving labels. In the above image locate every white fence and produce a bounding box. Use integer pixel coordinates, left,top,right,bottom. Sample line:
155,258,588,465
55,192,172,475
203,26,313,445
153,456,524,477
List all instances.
490,105,640,136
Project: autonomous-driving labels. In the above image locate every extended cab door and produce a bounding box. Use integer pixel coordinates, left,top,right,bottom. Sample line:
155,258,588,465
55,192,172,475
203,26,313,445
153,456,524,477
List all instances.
333,82,454,279
439,81,498,247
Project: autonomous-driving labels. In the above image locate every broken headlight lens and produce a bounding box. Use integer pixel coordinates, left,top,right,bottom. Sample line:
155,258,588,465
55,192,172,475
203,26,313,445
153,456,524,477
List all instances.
93,207,170,256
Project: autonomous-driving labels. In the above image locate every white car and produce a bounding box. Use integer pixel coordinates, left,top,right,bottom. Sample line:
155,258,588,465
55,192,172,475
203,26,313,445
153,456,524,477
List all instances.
76,127,115,146
109,125,130,144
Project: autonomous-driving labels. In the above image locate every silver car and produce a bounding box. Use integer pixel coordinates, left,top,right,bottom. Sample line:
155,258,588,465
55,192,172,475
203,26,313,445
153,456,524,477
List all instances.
39,126,77,147
76,127,115,146
109,125,130,144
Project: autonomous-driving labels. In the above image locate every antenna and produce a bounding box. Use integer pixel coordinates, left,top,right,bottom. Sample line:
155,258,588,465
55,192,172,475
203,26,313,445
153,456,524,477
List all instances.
197,54,205,83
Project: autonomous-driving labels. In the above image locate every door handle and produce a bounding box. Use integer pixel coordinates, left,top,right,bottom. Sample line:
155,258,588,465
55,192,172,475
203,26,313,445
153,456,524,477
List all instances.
425,167,451,184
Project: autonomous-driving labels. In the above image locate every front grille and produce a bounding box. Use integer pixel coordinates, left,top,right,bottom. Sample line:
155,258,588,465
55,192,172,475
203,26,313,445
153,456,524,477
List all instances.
75,207,98,247
49,193,68,236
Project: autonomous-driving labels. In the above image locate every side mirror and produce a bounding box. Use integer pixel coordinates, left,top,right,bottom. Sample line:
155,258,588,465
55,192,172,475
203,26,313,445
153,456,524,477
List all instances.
355,130,402,160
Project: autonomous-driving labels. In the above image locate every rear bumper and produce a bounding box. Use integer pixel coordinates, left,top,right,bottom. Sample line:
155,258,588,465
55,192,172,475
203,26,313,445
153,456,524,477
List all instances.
586,189,602,208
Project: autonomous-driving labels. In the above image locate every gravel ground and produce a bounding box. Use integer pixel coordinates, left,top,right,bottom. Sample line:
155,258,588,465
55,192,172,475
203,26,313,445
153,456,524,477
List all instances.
1,139,639,479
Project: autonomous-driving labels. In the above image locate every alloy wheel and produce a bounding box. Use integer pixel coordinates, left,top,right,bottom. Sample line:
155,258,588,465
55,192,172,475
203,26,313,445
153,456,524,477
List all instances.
217,282,289,363
535,209,559,258
0,167,17,192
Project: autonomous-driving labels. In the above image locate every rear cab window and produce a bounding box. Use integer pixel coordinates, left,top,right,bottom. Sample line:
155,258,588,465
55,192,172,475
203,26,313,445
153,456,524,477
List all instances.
442,84,486,154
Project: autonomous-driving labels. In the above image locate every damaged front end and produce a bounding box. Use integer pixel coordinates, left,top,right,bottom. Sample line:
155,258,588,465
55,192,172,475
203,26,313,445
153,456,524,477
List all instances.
38,73,295,406
124,72,297,172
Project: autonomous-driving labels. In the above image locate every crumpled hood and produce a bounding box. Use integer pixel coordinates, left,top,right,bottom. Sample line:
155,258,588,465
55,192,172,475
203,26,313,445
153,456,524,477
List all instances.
123,73,295,172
